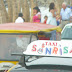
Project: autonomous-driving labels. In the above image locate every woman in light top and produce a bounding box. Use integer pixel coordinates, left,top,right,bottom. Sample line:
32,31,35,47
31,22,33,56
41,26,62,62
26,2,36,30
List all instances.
47,3,57,26
33,7,41,23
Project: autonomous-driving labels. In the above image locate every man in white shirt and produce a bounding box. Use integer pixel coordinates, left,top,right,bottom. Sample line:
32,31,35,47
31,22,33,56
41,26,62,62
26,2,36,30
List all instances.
59,2,71,29
15,13,24,23
15,13,25,49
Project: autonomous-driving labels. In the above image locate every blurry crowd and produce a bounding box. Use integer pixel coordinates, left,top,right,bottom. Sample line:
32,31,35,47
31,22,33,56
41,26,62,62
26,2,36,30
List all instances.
15,2,72,29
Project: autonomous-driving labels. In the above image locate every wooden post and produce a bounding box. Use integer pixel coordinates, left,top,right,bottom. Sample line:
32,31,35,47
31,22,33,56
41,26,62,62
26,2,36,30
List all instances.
12,0,18,22
17,0,21,13
0,0,7,24
30,0,37,22
7,0,13,22
27,1,30,22
35,0,38,6
0,4,3,24
22,0,30,22
1,0,8,23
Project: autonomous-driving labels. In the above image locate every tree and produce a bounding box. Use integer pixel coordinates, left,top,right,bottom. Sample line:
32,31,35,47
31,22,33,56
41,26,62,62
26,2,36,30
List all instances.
12,0,18,22
30,0,37,22
26,1,30,22
7,0,13,22
22,0,30,22
17,0,21,14
0,0,7,24
66,0,70,6
55,0,64,17
70,0,72,6
1,0,8,23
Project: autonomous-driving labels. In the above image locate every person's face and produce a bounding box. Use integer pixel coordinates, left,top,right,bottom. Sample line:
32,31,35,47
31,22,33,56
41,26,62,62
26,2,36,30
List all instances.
62,4,66,10
45,17,48,20
33,9,38,15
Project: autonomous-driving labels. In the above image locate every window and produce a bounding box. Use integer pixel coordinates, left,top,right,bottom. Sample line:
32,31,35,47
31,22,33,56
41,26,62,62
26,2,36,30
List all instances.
61,26,72,39
0,34,37,60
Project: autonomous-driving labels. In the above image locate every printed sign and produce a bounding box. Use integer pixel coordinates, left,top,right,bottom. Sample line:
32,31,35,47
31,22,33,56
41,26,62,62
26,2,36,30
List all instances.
23,40,72,57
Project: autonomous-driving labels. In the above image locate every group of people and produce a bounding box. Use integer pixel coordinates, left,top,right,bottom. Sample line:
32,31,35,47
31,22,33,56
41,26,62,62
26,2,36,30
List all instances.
15,2,72,29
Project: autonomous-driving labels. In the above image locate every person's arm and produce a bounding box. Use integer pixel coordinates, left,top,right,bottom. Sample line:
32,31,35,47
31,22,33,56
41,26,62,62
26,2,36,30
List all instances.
60,9,62,20
59,16,61,24
38,14,41,19
60,15,62,20
54,7,60,16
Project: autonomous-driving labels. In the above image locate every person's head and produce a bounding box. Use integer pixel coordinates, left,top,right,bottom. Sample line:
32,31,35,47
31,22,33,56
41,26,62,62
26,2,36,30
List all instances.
62,2,67,10
33,6,40,15
18,13,23,18
49,2,55,11
44,16,48,20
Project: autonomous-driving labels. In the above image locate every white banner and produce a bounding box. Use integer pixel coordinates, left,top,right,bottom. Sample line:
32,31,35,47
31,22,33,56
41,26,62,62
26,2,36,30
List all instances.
23,40,72,57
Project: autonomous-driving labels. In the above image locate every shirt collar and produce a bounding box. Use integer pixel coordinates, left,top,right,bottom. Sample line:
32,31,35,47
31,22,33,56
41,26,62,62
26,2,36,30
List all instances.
62,7,68,11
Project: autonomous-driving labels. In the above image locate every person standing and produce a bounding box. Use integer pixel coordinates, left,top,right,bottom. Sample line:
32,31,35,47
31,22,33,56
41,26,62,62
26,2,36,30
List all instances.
33,7,41,23
47,2,57,26
15,13,24,23
60,2,71,29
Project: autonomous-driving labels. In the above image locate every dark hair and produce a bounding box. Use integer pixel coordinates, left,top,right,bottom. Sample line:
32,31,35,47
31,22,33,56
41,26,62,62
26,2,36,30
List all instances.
18,13,23,17
33,6,40,13
44,16,48,19
49,2,55,11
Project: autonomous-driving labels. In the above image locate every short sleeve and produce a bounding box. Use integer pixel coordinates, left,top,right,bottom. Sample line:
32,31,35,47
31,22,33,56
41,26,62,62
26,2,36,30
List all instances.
38,12,41,15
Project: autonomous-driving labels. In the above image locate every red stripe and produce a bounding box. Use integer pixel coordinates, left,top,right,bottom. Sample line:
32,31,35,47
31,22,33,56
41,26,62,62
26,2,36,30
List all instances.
0,22,57,31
